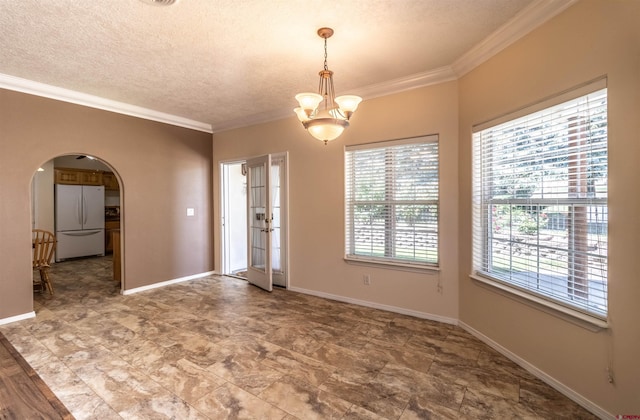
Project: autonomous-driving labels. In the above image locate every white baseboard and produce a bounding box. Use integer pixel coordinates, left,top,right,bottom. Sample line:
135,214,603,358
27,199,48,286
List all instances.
458,321,613,420
287,286,458,325
121,271,217,295
0,311,36,326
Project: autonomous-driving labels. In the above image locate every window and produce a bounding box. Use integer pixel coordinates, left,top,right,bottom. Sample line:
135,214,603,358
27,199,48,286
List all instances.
345,135,439,267
472,83,608,319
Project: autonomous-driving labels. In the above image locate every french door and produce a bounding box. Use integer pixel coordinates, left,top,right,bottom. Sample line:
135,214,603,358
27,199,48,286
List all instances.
246,155,273,291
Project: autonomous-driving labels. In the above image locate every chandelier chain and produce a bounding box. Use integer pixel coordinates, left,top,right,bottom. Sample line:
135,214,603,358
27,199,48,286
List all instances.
324,37,328,71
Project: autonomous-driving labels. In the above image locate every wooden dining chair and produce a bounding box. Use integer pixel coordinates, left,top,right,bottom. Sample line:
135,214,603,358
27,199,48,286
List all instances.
32,229,56,295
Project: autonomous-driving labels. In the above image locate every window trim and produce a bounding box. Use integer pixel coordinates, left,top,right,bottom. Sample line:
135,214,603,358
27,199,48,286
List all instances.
345,255,440,273
471,78,608,323
344,134,440,269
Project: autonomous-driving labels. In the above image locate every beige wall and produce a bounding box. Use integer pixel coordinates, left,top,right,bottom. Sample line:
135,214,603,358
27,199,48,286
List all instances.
213,81,459,321
458,0,640,414
0,89,213,319
2,0,636,414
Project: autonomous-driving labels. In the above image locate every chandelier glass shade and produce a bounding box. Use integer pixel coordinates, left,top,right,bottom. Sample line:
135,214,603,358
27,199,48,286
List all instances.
294,28,362,145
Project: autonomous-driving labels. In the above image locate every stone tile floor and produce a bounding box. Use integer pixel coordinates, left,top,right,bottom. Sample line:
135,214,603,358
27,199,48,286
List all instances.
0,257,597,419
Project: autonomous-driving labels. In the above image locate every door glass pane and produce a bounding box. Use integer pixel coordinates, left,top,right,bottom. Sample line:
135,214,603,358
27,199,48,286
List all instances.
250,163,266,271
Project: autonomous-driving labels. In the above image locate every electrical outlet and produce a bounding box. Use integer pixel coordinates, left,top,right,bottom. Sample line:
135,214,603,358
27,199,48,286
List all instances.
363,274,371,285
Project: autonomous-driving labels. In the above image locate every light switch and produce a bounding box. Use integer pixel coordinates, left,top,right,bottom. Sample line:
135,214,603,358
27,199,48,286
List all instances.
186,208,195,217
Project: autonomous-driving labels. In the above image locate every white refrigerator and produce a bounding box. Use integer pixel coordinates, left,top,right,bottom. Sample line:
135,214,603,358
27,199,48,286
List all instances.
55,184,105,262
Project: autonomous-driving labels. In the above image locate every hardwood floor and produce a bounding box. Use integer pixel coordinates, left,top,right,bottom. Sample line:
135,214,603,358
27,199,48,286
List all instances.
0,332,72,419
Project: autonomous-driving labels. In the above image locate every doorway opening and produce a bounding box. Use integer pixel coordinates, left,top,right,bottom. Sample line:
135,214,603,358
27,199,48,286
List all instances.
220,153,288,289
221,161,248,278
31,154,123,296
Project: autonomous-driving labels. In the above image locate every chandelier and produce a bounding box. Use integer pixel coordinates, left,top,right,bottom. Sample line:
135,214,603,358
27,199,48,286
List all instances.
294,28,362,145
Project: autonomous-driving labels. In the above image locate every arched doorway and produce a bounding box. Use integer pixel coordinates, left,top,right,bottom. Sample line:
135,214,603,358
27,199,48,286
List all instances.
31,154,124,299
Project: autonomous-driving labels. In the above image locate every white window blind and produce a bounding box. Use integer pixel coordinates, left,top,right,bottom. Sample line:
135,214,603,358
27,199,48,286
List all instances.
472,86,608,318
345,135,439,267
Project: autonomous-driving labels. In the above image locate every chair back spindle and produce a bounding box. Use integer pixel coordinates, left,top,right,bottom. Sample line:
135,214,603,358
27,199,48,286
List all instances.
32,229,56,294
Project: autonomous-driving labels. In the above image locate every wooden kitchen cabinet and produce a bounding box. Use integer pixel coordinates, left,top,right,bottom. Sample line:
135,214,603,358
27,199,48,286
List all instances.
81,170,103,185
112,229,121,282
54,168,102,185
54,168,82,184
102,172,119,190
105,220,120,253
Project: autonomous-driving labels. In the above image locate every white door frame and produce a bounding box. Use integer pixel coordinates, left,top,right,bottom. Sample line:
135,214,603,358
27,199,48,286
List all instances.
221,160,247,276
220,152,289,288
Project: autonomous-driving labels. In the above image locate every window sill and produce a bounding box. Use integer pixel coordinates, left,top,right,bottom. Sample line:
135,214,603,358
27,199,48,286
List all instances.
345,256,440,274
470,273,608,332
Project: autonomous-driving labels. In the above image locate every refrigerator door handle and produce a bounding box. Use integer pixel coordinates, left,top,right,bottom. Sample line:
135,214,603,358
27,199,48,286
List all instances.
77,196,82,225
83,195,88,225
60,230,102,237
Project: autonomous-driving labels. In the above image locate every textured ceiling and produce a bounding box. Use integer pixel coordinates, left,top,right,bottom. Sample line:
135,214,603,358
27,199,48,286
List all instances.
0,0,572,132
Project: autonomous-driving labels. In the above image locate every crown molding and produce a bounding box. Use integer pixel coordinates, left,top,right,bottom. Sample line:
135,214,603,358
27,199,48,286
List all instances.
212,108,295,133
0,73,212,133
353,66,458,101
452,0,578,77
